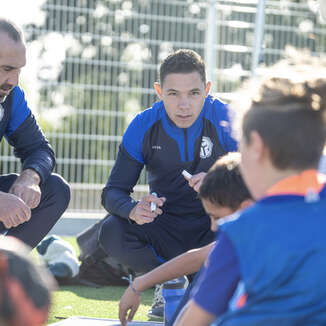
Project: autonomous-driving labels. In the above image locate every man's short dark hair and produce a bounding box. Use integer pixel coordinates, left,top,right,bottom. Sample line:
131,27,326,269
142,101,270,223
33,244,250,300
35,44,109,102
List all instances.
0,18,23,42
198,152,252,210
159,49,206,86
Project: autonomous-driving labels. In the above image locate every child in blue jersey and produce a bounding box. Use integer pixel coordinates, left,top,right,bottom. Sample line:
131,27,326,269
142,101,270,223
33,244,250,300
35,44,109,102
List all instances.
174,53,326,326
118,152,253,326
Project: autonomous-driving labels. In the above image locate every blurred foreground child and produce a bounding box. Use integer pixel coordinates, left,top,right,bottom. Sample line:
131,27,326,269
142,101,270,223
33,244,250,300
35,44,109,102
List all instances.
0,236,55,326
175,53,326,326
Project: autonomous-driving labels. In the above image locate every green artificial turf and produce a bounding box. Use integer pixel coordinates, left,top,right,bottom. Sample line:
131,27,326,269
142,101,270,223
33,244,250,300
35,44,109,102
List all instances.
33,237,155,325
48,285,154,324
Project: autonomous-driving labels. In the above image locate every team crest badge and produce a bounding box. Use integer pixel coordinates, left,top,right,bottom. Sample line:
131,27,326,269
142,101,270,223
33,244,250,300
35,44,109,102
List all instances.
200,136,213,159
0,104,4,122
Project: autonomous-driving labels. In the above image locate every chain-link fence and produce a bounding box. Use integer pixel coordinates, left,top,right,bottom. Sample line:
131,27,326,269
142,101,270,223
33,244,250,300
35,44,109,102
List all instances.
1,0,325,215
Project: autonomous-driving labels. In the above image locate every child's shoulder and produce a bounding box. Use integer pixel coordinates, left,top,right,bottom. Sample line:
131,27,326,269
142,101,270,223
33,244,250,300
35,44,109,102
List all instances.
220,203,262,228
219,203,267,246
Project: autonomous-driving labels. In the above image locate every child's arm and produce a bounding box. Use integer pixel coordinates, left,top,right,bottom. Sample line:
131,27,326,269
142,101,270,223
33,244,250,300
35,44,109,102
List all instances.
119,242,215,326
136,242,214,288
173,300,216,326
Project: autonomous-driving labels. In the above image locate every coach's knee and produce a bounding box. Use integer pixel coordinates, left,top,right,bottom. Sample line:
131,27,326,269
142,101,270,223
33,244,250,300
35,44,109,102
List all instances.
44,174,71,211
99,215,125,257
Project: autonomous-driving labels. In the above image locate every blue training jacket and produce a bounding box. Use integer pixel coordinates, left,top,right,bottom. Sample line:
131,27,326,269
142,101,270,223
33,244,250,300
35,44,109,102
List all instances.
102,95,237,220
0,86,55,183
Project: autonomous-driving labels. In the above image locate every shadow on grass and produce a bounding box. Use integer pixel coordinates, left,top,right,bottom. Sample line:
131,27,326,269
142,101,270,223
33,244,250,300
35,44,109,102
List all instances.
57,285,127,300
57,284,154,305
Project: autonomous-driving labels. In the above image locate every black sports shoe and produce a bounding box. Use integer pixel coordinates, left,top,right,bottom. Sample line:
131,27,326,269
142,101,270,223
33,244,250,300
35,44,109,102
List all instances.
147,283,164,319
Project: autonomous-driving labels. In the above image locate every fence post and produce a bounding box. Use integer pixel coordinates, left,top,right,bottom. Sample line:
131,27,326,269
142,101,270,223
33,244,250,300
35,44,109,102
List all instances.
205,0,217,93
251,0,266,76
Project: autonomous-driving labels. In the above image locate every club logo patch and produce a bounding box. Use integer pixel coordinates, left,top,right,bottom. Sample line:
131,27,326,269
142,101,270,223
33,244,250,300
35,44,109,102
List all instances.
200,136,213,159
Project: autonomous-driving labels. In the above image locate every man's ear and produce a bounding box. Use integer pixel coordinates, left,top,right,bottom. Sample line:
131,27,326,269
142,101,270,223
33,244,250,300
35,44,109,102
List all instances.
205,81,211,96
239,198,254,210
154,82,162,99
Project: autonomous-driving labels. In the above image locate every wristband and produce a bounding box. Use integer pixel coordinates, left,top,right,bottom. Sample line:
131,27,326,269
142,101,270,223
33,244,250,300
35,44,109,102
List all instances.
130,282,143,296
127,274,143,296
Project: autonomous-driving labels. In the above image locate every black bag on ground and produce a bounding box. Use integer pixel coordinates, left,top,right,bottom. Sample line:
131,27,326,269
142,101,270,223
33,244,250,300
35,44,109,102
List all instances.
76,214,130,287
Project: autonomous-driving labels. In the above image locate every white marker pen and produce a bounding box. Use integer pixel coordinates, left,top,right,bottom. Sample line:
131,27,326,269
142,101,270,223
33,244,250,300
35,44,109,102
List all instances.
182,170,193,180
151,192,158,212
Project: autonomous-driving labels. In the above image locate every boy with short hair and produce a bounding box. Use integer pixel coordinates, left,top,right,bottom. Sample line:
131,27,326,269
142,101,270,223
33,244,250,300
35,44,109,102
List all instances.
119,152,253,326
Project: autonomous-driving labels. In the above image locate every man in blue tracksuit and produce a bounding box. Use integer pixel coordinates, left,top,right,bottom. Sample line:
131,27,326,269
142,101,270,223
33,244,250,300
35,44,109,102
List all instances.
99,49,236,316
0,19,70,248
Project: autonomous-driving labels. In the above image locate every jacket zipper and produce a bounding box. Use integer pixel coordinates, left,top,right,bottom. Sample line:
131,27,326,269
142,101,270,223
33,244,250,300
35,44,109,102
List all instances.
183,129,189,161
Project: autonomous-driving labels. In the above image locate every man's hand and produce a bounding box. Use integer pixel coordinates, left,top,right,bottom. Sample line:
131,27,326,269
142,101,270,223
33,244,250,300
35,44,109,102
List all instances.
187,172,207,193
0,192,31,228
119,285,141,326
9,169,41,209
129,193,166,225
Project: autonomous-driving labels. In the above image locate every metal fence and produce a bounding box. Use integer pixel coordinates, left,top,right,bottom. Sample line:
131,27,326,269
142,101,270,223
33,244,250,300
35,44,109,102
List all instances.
1,0,325,215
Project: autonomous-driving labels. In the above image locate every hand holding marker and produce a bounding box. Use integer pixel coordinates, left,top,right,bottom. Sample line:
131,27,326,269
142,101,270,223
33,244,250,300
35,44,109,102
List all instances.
182,170,193,181
151,192,158,213
183,169,206,192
